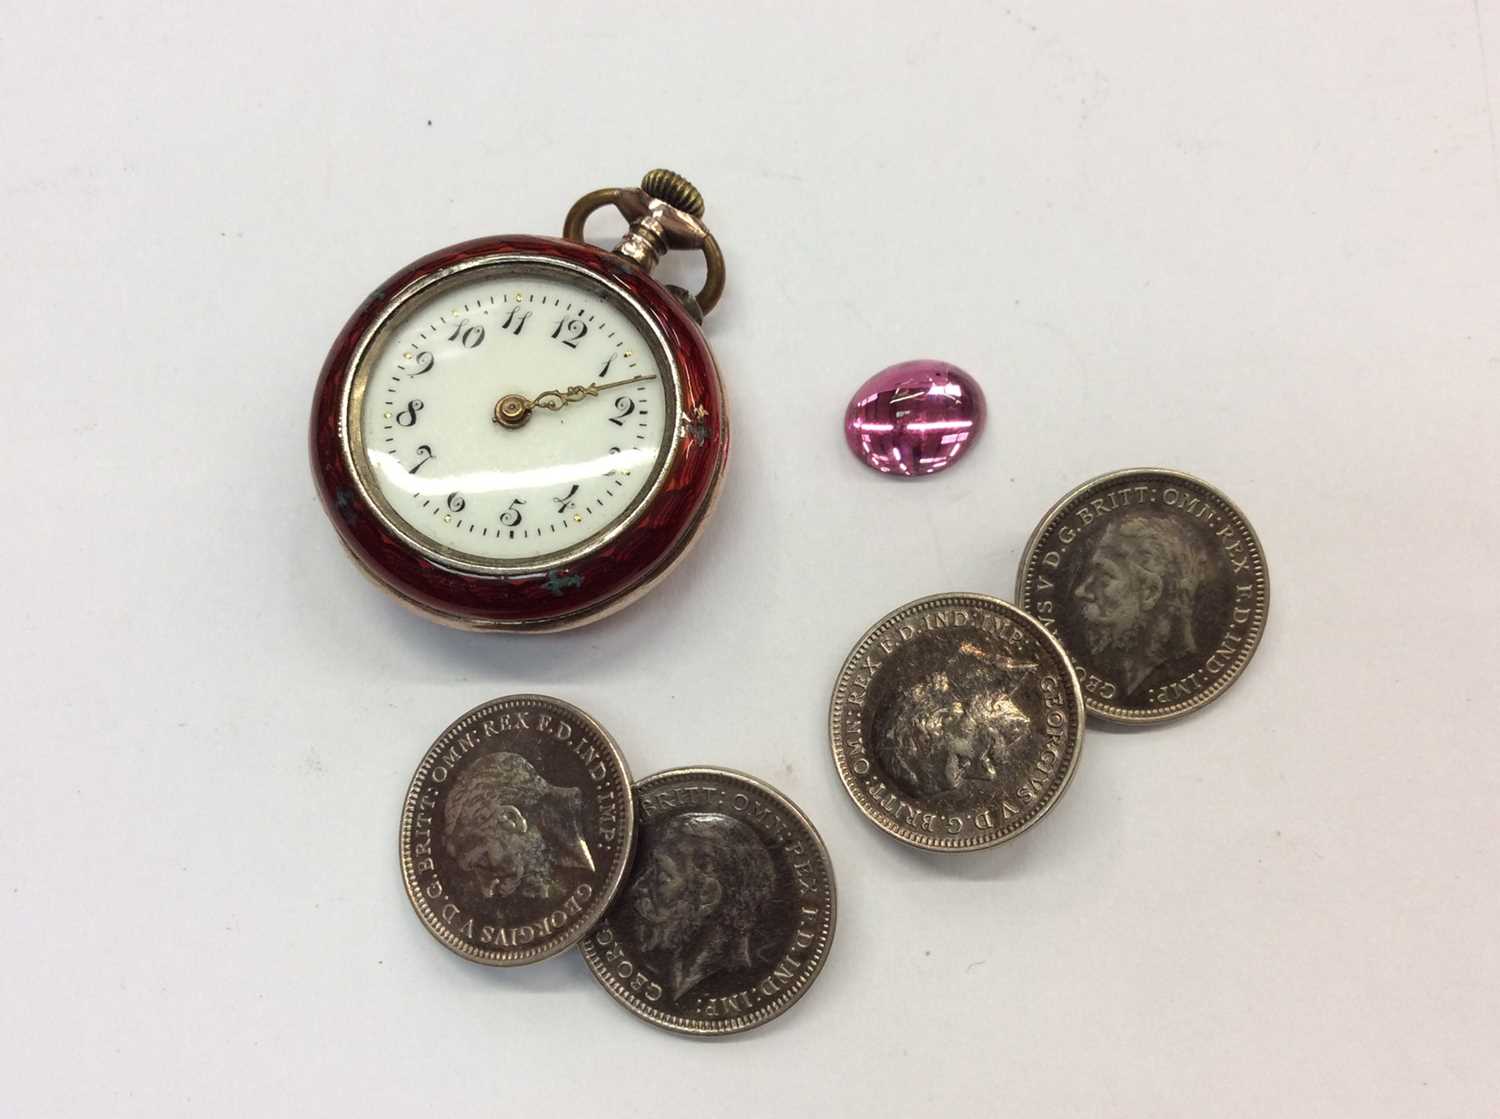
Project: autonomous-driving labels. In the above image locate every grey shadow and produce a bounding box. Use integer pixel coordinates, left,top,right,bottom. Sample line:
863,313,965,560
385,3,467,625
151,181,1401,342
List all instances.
421,933,597,995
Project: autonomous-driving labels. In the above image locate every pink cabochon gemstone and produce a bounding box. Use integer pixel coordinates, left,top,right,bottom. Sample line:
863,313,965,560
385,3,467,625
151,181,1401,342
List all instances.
843,360,986,477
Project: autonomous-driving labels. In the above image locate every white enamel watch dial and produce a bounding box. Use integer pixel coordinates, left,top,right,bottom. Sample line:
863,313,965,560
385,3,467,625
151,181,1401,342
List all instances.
348,259,676,568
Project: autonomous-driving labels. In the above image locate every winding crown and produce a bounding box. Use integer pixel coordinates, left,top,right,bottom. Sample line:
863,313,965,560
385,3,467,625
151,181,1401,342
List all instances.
640,168,704,217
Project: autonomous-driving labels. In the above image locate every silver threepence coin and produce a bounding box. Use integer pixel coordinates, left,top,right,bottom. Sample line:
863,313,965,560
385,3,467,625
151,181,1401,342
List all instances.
829,593,1085,852
1016,468,1270,724
399,694,635,966
580,768,836,1036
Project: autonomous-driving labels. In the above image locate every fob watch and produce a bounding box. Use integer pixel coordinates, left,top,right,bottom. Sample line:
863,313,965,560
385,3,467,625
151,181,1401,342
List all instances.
310,170,728,631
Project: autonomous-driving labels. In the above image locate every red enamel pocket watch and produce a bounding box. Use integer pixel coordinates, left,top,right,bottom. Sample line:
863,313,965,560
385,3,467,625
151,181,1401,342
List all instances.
310,170,728,632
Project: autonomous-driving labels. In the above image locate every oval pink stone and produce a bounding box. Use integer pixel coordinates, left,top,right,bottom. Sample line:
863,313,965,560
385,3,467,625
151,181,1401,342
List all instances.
843,360,986,477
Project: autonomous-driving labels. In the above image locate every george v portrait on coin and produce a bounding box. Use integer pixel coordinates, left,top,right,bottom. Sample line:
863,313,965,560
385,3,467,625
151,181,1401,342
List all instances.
581,768,836,1036
829,593,1086,852
872,657,1037,801
442,751,594,903
1017,468,1270,724
1072,507,1214,697
629,810,779,1001
399,694,636,966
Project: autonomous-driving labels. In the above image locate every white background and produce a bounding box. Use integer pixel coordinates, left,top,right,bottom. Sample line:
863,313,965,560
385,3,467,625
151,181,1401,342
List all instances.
3,2,1497,1114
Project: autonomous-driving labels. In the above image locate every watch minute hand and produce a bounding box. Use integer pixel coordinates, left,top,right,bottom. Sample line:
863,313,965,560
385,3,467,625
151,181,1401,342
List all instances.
493,374,656,428
530,374,655,412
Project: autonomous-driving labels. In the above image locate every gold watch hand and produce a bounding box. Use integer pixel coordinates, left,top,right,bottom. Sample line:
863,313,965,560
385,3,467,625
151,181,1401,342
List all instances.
532,374,655,411
494,374,656,428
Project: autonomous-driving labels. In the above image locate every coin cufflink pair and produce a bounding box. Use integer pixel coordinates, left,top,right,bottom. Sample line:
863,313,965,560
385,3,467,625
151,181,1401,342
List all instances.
828,467,1270,851
399,695,836,1038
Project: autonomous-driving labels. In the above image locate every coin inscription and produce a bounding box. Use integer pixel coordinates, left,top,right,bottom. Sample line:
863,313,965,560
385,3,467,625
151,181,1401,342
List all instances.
581,768,836,1036
1016,468,1270,723
829,593,1085,851
399,694,635,966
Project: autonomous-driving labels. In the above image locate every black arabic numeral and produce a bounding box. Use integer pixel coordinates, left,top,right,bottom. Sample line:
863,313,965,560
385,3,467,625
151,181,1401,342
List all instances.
395,400,424,427
604,445,623,475
551,317,588,348
499,498,526,527
498,307,532,335
411,350,434,374
553,484,580,514
607,396,635,426
408,444,434,474
595,355,615,379
446,492,466,513
447,319,485,348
